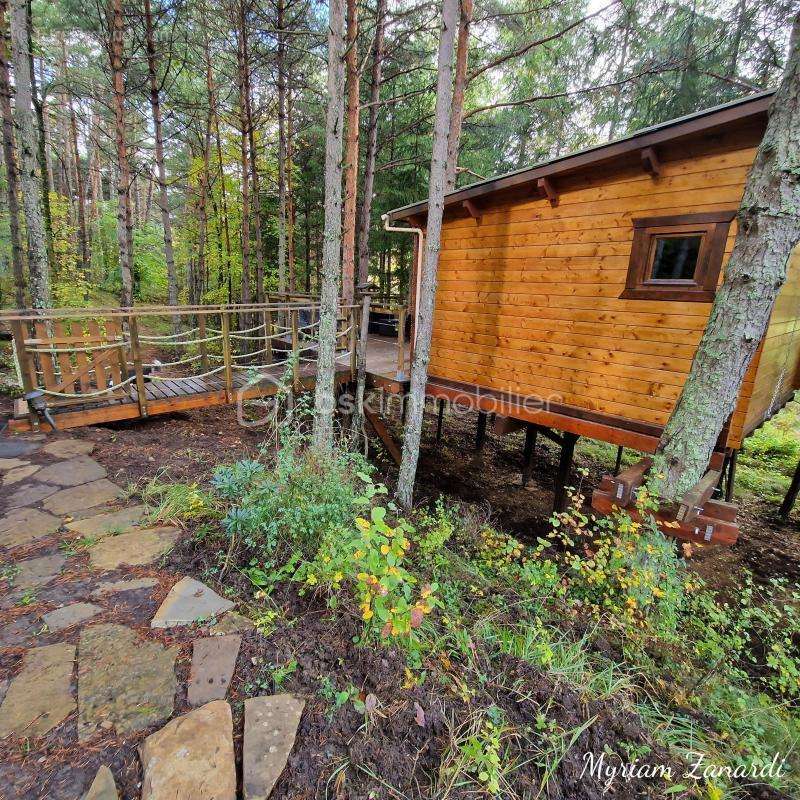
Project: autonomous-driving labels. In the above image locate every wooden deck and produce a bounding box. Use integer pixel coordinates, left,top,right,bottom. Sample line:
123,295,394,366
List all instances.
3,302,411,433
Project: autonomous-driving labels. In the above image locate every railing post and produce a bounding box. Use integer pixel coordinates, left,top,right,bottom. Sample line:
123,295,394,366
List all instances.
352,288,374,436
10,319,39,429
349,306,358,379
198,314,209,373
396,306,407,378
128,314,148,418
222,310,234,402
264,308,273,364
290,308,300,390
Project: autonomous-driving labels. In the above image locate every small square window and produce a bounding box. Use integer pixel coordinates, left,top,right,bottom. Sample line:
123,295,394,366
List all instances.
650,235,702,280
620,212,736,302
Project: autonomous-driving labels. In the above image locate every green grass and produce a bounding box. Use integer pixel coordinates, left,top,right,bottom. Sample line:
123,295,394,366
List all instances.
736,401,800,503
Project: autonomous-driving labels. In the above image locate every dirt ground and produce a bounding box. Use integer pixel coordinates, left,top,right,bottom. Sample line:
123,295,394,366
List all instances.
2,397,798,799
38,393,800,597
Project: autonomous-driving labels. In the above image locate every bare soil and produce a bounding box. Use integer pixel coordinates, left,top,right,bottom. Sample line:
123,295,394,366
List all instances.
1,397,797,799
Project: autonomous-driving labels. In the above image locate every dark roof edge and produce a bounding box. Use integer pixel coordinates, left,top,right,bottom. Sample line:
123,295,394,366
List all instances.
387,89,774,222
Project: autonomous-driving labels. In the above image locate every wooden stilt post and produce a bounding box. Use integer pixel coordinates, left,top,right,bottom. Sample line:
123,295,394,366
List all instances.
554,432,579,512
726,450,738,502
436,398,445,442
128,315,148,418
779,456,800,519
522,423,537,486
613,445,624,476
475,411,488,450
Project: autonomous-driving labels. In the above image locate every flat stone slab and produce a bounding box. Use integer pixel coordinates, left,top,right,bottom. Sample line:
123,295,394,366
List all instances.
36,456,107,487
210,611,256,636
77,623,178,740
6,481,59,509
139,700,236,800
43,479,124,516
0,643,76,738
42,439,96,459
151,576,234,629
187,635,241,707
66,505,146,539
3,464,40,485
11,553,66,593
243,694,305,800
90,577,159,598
0,438,41,458
43,602,102,632
82,765,118,800
0,457,31,470
0,507,61,548
89,527,180,570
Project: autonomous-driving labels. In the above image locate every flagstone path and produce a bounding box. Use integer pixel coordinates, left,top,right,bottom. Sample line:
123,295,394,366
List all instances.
0,433,303,799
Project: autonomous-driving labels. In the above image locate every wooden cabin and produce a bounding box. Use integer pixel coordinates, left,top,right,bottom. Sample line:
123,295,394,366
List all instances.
386,91,800,542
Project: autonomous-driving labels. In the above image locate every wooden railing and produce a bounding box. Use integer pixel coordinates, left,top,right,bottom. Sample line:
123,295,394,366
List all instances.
2,302,361,423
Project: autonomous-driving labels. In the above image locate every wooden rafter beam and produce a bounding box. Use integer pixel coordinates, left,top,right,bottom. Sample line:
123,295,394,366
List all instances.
462,199,482,222
536,177,559,206
641,146,661,177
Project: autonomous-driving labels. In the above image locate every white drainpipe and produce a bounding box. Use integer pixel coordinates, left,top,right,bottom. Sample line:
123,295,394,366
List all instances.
381,213,424,346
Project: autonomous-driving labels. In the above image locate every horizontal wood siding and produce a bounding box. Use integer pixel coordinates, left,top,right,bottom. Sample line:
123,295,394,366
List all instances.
428,133,766,447
740,245,800,439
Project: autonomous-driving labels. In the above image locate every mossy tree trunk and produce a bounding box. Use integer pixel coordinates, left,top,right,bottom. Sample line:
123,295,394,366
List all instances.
654,12,800,502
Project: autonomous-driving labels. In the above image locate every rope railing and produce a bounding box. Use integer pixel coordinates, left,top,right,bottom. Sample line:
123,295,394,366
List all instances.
9,301,364,420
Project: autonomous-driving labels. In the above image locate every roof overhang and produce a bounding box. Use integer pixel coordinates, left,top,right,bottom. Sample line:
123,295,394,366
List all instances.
386,90,774,224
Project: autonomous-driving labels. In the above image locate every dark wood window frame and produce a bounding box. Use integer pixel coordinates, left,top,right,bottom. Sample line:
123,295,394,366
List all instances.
620,211,736,302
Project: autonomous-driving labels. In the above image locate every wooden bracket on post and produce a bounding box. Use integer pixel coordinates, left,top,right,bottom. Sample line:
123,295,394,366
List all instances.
641,146,661,177
677,468,723,523
537,177,559,207
462,199,482,222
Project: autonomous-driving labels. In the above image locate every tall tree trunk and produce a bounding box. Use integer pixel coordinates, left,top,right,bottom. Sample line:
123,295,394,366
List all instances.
397,0,459,508
286,83,296,291
276,0,287,297
0,0,25,306
312,0,346,451
243,20,265,303
356,0,386,287
27,11,54,270
608,2,631,141
108,0,134,306
726,0,747,79
61,36,89,282
444,0,472,191
87,109,101,226
203,24,232,296
654,14,800,501
236,2,251,306
340,0,358,302
9,0,48,308
143,0,177,311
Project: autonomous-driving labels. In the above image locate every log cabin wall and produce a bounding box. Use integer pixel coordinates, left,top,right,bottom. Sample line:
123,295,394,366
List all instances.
740,244,800,439
427,121,775,450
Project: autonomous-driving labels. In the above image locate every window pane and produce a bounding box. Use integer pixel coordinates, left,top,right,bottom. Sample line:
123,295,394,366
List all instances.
651,235,702,280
